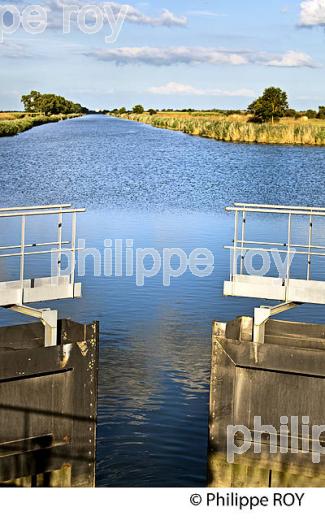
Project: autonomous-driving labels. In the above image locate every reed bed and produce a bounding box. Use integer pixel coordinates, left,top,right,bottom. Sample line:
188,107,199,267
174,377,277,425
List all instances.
120,113,325,146
0,113,81,137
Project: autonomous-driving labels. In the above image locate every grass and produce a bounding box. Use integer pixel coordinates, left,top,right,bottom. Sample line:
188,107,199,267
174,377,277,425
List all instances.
0,112,81,137
115,111,325,146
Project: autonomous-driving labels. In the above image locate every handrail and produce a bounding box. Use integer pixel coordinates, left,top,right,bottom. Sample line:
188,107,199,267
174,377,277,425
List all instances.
226,206,325,217
234,202,325,212
0,204,71,213
236,240,325,251
0,247,83,259
0,241,70,251
225,245,325,258
0,208,85,219
0,204,85,299
226,202,325,284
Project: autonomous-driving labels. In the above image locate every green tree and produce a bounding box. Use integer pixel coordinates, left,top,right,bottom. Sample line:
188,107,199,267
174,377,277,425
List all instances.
132,104,144,114
118,106,126,114
285,108,297,118
148,108,157,115
305,109,317,119
21,90,41,112
21,91,87,115
318,106,325,120
248,87,289,123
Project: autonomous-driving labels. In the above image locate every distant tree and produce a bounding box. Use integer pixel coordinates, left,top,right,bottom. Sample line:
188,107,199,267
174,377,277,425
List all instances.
248,87,289,123
318,106,325,120
118,106,126,114
148,109,157,115
285,108,297,118
132,104,144,114
21,91,87,115
305,109,317,119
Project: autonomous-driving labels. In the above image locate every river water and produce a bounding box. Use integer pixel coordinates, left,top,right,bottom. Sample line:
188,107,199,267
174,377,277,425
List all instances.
0,115,324,486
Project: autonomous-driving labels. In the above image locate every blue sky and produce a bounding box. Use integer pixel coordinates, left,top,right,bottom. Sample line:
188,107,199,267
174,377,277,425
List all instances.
1,0,325,110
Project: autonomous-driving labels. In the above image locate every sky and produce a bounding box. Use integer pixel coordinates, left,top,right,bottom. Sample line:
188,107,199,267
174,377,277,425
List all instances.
1,0,325,110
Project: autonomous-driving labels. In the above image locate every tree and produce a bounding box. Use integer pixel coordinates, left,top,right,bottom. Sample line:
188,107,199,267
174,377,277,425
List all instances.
118,106,126,114
305,109,317,119
21,90,41,112
132,104,144,114
21,91,88,115
285,108,297,118
318,106,325,120
148,109,157,115
248,87,289,123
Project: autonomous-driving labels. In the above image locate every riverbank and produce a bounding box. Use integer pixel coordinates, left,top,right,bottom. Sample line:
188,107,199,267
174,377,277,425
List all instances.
114,112,325,146
0,112,82,137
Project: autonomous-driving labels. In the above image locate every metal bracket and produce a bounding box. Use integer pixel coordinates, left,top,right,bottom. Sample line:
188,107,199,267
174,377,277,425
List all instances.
253,301,300,344
7,304,58,347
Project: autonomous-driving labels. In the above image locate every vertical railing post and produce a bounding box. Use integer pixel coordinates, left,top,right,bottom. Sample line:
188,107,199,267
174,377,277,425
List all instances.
57,210,63,278
70,212,76,285
240,210,246,275
20,215,26,299
286,213,292,299
307,212,313,280
232,210,238,280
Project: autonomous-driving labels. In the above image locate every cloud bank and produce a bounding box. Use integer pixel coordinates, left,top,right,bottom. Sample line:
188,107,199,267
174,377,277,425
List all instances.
266,50,316,67
84,47,317,68
147,82,255,97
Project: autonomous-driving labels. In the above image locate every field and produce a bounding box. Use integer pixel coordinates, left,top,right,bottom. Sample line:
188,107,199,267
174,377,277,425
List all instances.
0,112,81,137
116,111,325,146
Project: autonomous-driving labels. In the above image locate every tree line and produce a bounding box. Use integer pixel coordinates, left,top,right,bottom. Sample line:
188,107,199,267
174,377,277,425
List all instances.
109,88,325,123
21,91,88,115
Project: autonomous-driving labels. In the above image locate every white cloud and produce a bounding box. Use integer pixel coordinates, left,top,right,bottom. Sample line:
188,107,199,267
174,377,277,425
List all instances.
299,0,325,26
84,46,318,68
147,82,255,97
110,3,187,27
84,47,251,66
265,50,317,67
45,1,187,29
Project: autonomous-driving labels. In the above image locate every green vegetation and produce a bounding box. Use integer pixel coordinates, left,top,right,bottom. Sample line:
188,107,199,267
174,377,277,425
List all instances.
0,90,87,137
319,106,325,120
114,112,325,146
0,113,80,138
248,87,288,123
132,104,144,114
111,86,325,146
21,91,88,115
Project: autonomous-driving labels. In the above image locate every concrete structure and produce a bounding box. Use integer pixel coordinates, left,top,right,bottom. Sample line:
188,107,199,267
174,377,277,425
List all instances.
209,203,325,487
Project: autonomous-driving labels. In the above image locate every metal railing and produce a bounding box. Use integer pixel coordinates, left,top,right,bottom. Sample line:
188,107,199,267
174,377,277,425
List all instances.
0,204,85,290
225,203,325,284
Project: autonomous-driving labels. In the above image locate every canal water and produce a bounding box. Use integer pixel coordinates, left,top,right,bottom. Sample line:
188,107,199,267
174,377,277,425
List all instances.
0,115,324,486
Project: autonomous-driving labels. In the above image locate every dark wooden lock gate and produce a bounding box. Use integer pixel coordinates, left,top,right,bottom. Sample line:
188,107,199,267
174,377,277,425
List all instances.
0,319,98,487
